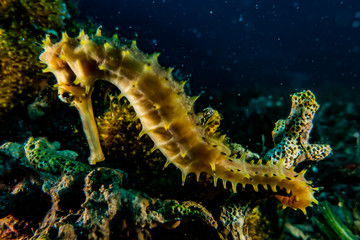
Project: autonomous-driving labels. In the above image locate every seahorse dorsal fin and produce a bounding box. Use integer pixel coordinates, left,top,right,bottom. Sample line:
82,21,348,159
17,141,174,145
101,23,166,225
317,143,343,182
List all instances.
278,157,285,166
138,128,147,139
95,26,102,36
163,160,171,169
150,145,158,153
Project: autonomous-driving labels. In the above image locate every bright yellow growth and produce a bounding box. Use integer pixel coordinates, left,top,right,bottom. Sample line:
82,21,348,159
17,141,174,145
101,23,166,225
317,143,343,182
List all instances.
97,96,163,162
0,0,68,113
197,107,222,136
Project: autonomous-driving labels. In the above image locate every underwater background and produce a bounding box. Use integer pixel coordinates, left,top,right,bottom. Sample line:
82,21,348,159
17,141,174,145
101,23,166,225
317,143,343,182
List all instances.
79,0,360,91
1,0,360,239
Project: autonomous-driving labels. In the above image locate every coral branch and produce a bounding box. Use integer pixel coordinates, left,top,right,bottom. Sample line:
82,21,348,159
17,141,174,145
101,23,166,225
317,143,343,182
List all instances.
265,90,332,168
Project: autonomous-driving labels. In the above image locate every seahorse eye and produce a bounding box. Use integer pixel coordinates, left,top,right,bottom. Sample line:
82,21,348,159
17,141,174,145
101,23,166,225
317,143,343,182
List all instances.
59,91,74,103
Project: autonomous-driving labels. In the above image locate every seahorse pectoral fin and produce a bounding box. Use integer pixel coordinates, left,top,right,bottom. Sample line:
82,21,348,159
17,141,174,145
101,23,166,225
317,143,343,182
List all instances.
239,150,247,162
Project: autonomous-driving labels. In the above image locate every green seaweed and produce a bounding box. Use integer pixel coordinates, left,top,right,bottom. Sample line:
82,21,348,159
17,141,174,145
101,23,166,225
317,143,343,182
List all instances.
312,201,358,240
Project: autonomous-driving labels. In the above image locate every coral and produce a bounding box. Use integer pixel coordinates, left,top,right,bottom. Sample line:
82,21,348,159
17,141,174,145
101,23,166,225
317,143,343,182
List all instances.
32,167,217,239
1,137,90,202
0,0,70,114
264,90,332,168
1,139,220,239
218,203,269,240
24,137,91,175
0,142,24,160
0,27,48,112
0,143,23,179
0,0,68,34
80,168,216,237
39,30,331,213
96,96,161,162
0,179,51,239
0,216,32,239
197,107,223,136
18,0,69,31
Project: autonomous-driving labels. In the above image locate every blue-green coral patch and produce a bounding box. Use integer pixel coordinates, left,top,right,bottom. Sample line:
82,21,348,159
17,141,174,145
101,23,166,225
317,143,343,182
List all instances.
24,137,91,174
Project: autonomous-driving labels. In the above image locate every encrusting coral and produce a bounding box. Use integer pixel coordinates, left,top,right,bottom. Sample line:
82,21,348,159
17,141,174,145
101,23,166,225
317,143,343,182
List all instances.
1,139,218,239
218,201,269,240
0,136,187,239
39,29,331,214
24,137,91,175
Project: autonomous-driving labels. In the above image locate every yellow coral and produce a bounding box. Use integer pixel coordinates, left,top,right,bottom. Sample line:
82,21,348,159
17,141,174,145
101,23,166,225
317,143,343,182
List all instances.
265,90,332,168
19,0,68,30
197,107,222,136
0,28,48,111
0,0,69,114
97,96,158,160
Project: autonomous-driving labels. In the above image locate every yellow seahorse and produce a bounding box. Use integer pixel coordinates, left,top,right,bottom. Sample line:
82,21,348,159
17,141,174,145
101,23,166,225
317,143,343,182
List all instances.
39,29,331,214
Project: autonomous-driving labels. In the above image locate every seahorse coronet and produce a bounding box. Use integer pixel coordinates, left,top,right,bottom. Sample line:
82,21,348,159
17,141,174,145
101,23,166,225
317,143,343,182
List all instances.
39,30,327,213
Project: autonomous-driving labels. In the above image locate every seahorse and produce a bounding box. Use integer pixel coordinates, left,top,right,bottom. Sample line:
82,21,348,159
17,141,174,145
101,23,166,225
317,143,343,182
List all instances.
39,29,330,214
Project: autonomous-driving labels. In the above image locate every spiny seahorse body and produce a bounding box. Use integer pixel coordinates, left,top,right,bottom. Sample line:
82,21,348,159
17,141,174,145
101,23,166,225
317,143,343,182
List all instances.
39,30,320,213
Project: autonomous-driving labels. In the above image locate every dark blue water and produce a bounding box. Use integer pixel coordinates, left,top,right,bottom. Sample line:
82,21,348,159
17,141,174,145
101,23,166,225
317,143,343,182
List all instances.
79,0,360,95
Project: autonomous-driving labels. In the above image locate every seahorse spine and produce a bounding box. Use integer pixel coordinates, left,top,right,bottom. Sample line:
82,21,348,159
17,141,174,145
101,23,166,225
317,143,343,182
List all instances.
39,30,321,213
